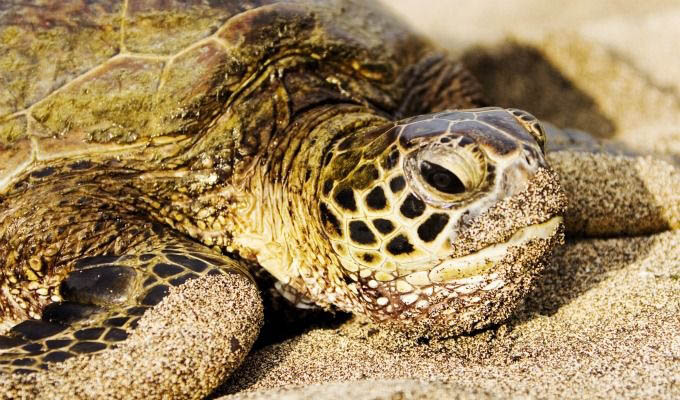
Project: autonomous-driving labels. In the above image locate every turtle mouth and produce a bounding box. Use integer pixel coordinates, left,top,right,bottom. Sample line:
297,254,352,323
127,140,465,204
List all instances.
388,216,563,304
427,216,563,283
374,216,564,336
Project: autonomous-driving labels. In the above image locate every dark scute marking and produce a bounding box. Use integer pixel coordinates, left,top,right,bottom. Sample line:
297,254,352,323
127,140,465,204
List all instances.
12,358,35,366
319,202,342,237
323,152,333,166
389,176,405,193
346,163,379,190
450,119,520,155
104,328,128,342
22,343,43,354
352,122,395,149
417,213,450,242
420,161,466,194
46,339,72,350
74,327,105,341
43,351,74,363
338,136,353,150
348,221,377,245
361,253,375,263
363,122,395,141
141,284,170,306
11,320,66,341
42,302,103,325
328,150,361,181
105,317,129,327
400,193,426,219
74,255,121,269
532,121,543,133
69,160,93,170
127,306,148,316
305,169,311,181
151,222,165,236
334,187,357,211
365,186,387,210
399,118,450,145
476,110,534,142
129,317,141,329
31,167,55,178
458,136,475,147
363,126,399,159
207,269,222,276
387,235,416,255
372,218,395,235
187,253,225,267
166,254,208,273
169,273,199,287
61,265,137,306
152,262,184,278
436,111,475,121
322,179,333,196
381,147,400,170
143,275,158,287
70,341,107,354
230,337,242,352
139,254,155,262
0,336,27,349
13,368,35,375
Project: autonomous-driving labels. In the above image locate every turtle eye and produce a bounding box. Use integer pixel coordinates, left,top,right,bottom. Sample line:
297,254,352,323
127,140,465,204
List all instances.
420,161,465,194
407,143,488,207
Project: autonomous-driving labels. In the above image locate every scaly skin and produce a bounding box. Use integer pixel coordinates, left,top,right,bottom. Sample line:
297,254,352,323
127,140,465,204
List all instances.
230,105,566,336
0,0,564,382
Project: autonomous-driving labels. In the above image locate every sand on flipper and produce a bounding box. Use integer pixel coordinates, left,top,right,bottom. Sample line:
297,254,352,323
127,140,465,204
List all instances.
2,274,263,400
213,3,680,399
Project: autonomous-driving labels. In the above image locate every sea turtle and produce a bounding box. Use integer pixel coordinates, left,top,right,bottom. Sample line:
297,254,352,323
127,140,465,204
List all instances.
0,0,655,398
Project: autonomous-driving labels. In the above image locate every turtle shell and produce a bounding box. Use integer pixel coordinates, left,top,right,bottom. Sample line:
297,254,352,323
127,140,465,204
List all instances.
0,0,438,194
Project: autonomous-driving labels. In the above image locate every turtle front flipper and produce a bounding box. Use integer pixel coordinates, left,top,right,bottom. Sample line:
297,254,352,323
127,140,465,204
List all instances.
0,237,263,399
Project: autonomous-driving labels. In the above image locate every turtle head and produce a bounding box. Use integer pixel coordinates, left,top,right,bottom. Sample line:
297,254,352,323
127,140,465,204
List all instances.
317,107,566,336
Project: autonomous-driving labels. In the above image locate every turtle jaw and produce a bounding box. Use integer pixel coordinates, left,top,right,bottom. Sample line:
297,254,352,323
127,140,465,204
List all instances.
427,216,563,284
380,217,565,337
356,167,568,337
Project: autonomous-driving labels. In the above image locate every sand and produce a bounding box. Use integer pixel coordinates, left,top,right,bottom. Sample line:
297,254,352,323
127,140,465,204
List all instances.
2,274,263,400
216,230,680,399
4,2,679,399
212,2,680,399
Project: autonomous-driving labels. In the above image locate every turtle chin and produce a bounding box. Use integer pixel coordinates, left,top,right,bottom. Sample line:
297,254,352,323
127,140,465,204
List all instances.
381,216,564,337
367,168,567,337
